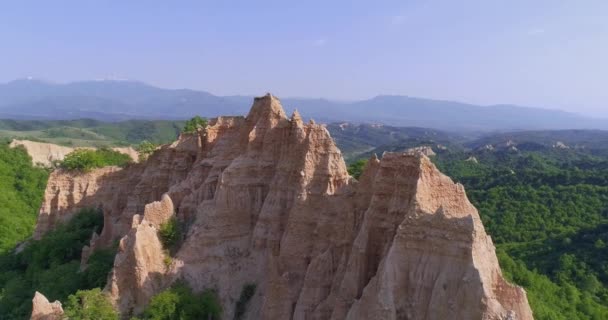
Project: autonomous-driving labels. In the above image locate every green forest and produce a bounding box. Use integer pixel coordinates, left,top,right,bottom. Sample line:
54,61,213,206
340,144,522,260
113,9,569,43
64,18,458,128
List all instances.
0,142,48,253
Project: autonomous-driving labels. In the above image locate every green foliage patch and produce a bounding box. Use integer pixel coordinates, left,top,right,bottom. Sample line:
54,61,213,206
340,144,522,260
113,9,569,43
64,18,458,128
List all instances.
0,208,115,319
137,282,222,320
64,288,119,320
0,143,48,253
347,159,368,179
60,148,132,172
158,217,182,254
182,116,208,134
136,140,158,162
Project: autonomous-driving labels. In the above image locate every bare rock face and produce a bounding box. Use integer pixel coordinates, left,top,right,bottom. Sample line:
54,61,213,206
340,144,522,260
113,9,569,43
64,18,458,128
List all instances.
9,139,139,166
106,215,170,315
33,94,533,320
30,292,64,320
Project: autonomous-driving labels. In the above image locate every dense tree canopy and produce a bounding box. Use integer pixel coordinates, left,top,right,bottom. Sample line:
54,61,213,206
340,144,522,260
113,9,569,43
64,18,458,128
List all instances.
0,142,48,253
0,208,114,319
60,148,132,172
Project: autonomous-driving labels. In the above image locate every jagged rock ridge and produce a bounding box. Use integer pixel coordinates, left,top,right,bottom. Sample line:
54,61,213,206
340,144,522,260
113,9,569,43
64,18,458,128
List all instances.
32,94,533,320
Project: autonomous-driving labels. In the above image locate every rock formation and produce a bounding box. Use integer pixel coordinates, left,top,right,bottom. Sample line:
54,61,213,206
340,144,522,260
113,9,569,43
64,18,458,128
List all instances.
32,94,533,320
9,139,139,166
30,292,63,320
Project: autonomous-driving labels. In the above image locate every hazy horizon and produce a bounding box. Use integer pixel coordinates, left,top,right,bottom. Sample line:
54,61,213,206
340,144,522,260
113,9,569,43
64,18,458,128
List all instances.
2,1,607,117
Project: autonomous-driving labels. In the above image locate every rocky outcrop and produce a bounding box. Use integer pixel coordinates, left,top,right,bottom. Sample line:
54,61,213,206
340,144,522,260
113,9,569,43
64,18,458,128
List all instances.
404,145,436,157
33,94,533,320
9,139,139,166
30,292,63,320
106,194,176,315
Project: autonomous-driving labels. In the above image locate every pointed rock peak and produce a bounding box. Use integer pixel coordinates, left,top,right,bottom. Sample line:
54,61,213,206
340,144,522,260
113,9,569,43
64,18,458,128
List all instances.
247,93,287,123
291,109,303,126
309,119,316,125
142,193,174,227
31,291,64,320
370,153,379,162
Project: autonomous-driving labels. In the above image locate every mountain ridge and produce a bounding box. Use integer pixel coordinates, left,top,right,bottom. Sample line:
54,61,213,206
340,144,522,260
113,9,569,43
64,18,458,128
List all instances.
1,79,605,131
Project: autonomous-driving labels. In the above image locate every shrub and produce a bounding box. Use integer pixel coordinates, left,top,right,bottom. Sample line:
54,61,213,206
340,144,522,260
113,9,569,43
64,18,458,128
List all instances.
0,208,111,319
141,282,221,320
182,116,208,134
347,159,368,179
136,140,158,162
61,148,132,172
64,288,118,320
158,217,181,253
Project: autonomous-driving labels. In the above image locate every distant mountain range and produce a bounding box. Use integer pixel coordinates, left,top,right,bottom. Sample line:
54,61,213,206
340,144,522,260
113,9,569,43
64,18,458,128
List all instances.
1,79,606,131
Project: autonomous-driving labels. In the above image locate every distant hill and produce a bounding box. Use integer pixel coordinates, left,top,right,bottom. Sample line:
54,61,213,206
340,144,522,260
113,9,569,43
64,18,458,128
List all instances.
329,123,608,161
467,130,608,152
326,123,466,160
0,118,184,147
1,79,606,131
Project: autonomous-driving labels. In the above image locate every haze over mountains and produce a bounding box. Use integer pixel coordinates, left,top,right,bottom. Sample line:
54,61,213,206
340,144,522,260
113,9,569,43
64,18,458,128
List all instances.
1,79,606,131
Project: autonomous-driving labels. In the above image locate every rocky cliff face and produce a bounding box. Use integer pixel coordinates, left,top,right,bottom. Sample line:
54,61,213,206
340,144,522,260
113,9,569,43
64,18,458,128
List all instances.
31,94,533,320
30,292,63,320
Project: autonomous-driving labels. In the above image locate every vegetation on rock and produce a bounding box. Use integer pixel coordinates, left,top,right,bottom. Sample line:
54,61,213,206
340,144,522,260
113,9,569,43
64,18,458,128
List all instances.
64,288,118,320
158,217,182,254
60,148,132,172
182,116,208,134
136,140,158,162
346,159,367,179
137,282,222,320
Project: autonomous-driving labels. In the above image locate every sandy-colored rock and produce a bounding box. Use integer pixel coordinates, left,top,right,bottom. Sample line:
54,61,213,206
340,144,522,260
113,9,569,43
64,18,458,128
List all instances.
9,139,139,166
33,94,533,320
30,292,63,320
106,215,171,315
404,145,436,157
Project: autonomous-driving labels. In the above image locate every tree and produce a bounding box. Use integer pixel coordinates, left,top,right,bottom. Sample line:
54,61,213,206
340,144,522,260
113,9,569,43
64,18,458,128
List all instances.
64,288,118,320
140,283,221,320
136,141,158,162
182,116,208,134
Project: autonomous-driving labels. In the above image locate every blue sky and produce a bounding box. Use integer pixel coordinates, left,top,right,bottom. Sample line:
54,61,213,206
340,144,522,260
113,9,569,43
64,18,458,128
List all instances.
1,0,607,116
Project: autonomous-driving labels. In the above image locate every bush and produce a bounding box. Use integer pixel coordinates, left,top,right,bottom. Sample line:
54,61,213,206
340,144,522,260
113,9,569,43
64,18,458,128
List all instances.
60,148,132,172
158,217,181,253
347,159,368,179
0,143,48,253
0,208,114,319
182,116,208,134
141,282,221,320
64,288,118,320
136,140,158,162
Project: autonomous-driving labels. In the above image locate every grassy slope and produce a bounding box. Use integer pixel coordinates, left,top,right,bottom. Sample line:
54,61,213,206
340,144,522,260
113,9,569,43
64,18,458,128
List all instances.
0,119,185,147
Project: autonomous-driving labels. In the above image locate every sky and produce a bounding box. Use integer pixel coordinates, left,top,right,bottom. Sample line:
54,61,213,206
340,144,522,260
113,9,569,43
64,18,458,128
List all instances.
1,0,607,116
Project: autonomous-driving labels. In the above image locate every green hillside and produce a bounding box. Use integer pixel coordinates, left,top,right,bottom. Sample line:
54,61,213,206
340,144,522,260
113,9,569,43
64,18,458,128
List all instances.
0,141,48,253
0,119,185,147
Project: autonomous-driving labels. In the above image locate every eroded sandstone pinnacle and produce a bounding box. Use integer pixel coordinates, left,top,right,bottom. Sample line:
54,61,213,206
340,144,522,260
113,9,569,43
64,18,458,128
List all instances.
31,94,533,320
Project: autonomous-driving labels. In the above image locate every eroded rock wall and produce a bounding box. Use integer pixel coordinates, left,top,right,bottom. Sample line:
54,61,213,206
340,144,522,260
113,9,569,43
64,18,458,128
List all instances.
32,94,533,320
